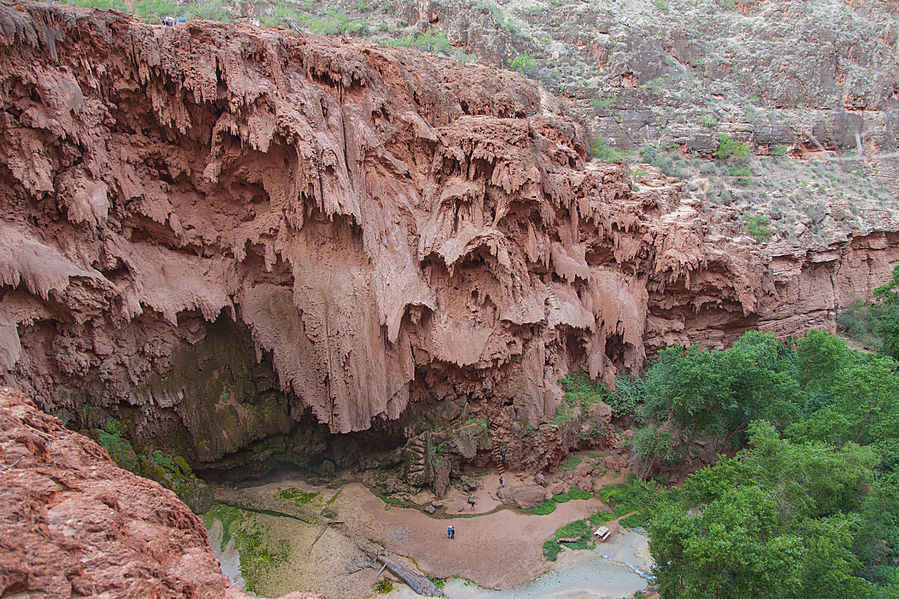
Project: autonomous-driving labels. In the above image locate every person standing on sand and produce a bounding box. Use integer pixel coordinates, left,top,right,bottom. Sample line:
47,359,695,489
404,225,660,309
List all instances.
499,476,504,487
450,526,455,539
447,525,452,539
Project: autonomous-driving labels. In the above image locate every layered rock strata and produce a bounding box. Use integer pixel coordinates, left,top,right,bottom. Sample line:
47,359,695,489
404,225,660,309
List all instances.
0,2,897,465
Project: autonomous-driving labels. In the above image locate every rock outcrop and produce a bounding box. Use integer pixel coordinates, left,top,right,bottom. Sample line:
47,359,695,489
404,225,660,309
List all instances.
0,2,897,466
0,386,223,597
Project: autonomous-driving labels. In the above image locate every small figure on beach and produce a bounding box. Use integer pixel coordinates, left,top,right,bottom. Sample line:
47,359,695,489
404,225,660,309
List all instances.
450,526,455,539
447,525,452,539
499,476,504,487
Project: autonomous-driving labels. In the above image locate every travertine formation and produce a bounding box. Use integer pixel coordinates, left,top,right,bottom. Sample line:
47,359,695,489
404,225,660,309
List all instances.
0,386,223,597
0,2,897,465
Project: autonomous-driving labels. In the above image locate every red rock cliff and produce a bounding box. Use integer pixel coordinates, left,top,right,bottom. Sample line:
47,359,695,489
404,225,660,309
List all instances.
0,2,896,452
0,386,230,597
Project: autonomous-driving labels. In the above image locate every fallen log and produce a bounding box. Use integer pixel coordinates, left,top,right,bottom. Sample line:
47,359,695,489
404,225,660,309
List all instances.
376,555,445,597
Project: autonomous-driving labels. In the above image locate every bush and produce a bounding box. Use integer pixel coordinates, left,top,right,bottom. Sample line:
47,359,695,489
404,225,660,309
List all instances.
715,134,752,161
542,538,561,560
640,142,686,177
308,10,368,36
383,31,451,54
837,299,885,350
730,165,751,185
553,488,592,503
559,371,640,418
589,137,629,163
772,143,791,157
509,52,537,74
744,212,773,242
66,0,129,10
258,2,306,27
96,419,139,471
194,0,229,21
136,0,177,21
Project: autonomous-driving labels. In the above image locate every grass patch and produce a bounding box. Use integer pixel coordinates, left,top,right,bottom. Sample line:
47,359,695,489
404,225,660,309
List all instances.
542,538,561,560
558,454,583,471
375,578,394,593
203,504,290,593
278,487,320,505
543,518,597,560
326,489,342,504
524,499,557,515
523,487,592,515
553,488,592,503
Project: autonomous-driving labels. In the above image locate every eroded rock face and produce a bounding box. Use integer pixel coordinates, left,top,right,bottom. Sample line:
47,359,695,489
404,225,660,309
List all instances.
0,3,897,464
0,386,228,597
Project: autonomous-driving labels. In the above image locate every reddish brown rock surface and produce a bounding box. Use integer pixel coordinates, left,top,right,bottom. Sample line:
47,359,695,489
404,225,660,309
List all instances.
0,2,897,462
0,385,228,597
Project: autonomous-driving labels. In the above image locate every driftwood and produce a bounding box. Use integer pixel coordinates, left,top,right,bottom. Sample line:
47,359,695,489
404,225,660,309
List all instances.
211,488,445,596
376,555,445,597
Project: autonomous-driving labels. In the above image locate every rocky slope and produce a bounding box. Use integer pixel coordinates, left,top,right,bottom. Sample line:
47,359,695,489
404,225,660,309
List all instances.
0,1,897,472
0,385,294,598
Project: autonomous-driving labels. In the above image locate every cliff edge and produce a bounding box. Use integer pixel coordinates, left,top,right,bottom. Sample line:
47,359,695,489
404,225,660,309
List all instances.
0,2,896,463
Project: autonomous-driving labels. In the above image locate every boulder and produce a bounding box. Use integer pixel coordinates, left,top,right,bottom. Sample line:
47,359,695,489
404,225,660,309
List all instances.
497,485,548,509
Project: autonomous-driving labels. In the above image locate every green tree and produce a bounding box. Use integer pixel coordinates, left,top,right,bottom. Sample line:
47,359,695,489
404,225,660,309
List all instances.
873,263,899,360
649,422,875,599
640,332,800,452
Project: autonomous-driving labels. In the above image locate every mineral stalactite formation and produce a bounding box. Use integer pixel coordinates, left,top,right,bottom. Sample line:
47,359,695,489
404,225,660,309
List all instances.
0,2,896,462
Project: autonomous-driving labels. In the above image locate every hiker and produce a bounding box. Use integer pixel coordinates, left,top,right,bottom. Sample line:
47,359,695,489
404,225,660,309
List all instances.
468,495,476,510
447,525,452,539
499,475,504,487
450,526,455,539
498,454,504,464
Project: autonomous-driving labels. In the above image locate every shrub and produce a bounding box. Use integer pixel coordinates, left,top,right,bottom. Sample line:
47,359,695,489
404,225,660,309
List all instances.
772,143,790,157
553,488,592,503
542,538,561,560
589,137,629,163
715,134,751,161
194,0,228,21
136,0,177,21
837,299,885,350
729,165,751,185
509,52,537,74
383,31,451,54
308,10,368,36
744,212,773,242
96,419,139,471
66,0,129,10
591,95,617,109
640,142,686,177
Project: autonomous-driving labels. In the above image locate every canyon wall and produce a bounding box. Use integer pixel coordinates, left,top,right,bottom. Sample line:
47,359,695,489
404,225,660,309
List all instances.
0,2,897,465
